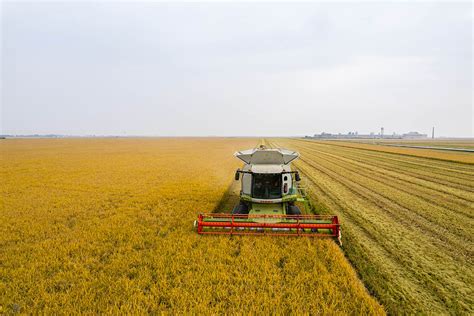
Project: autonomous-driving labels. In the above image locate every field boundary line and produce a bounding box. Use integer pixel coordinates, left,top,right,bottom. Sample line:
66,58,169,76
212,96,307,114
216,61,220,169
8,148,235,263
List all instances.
381,143,474,153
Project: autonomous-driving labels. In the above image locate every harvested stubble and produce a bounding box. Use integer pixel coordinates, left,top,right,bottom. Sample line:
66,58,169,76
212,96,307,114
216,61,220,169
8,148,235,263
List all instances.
370,139,474,150
0,138,383,314
270,138,473,314
327,140,474,164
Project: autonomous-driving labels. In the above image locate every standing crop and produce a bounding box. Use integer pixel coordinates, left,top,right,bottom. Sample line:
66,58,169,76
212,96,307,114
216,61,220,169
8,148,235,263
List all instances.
0,138,383,314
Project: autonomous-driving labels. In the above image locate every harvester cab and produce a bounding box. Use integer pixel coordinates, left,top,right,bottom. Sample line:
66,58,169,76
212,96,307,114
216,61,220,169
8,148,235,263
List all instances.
195,145,341,244
232,145,303,217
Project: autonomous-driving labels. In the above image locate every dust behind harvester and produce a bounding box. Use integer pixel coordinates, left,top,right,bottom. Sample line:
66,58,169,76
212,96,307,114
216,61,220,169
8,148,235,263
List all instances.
195,145,341,244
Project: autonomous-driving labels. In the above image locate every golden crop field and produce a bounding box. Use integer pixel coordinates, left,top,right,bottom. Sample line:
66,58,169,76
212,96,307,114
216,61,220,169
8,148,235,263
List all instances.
270,138,474,314
0,138,383,314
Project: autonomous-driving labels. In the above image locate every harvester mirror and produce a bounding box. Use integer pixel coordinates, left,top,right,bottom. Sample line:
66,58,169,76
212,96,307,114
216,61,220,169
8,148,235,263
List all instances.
235,170,240,181
295,172,301,182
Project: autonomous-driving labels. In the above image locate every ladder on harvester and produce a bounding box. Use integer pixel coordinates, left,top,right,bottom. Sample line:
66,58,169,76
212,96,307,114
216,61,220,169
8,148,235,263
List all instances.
295,180,314,214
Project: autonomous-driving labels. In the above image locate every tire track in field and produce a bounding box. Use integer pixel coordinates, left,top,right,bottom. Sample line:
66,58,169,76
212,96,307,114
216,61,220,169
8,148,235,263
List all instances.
295,139,474,179
272,138,473,314
294,139,474,191
302,139,474,178
332,149,474,189
294,143,473,219
271,139,472,264
302,153,469,250
318,152,473,220
293,159,451,313
274,138,472,254
298,144,473,207
297,149,474,235
299,155,472,253
298,138,474,167
294,141,474,200
295,158,472,313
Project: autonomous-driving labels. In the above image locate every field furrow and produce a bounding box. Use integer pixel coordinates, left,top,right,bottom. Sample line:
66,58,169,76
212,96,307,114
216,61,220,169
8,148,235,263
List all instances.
271,138,474,314
302,139,474,165
304,146,473,218
295,145,474,223
296,139,474,173
295,161,451,313
295,139,474,193
295,139,474,181
299,156,472,256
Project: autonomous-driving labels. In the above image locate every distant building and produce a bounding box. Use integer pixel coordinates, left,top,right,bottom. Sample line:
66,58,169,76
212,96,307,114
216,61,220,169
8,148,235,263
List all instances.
306,132,401,140
304,130,428,140
402,132,428,139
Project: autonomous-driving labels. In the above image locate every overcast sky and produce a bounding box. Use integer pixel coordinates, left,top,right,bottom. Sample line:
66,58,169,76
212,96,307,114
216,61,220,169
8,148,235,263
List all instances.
1,2,472,137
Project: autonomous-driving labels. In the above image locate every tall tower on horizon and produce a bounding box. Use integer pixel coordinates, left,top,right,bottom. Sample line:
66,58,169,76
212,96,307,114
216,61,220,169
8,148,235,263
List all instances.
432,127,435,139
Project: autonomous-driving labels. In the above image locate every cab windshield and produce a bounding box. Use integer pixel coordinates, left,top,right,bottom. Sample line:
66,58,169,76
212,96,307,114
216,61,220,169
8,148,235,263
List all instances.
252,173,282,199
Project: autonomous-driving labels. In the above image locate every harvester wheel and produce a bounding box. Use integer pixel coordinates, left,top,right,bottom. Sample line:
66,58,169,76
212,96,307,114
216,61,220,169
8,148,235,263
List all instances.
232,203,249,215
287,205,301,215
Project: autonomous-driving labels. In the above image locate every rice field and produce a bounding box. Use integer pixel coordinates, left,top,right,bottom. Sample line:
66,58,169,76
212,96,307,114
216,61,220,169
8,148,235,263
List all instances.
270,138,474,314
0,138,383,314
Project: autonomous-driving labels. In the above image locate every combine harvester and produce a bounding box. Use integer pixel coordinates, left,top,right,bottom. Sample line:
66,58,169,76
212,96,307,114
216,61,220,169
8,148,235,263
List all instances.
195,145,341,244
